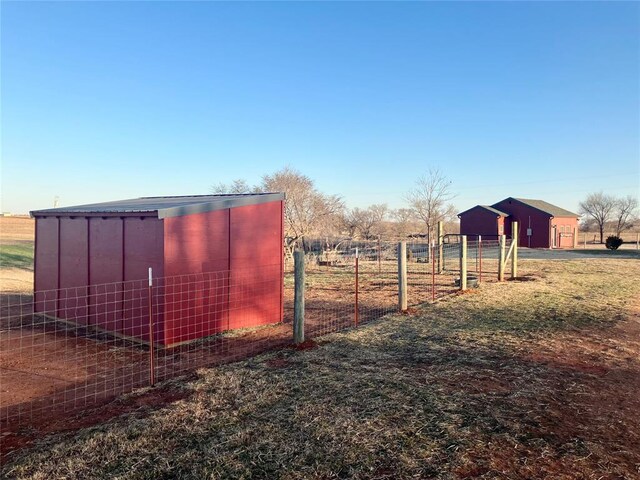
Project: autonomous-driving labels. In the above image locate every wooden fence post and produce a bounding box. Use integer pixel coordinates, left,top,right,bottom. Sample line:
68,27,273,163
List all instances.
354,247,359,327
437,221,444,274
584,232,587,249
377,235,381,274
637,233,639,250
511,221,518,280
498,234,506,282
478,235,482,283
398,242,408,312
431,243,436,303
459,235,467,291
293,250,305,344
573,227,578,249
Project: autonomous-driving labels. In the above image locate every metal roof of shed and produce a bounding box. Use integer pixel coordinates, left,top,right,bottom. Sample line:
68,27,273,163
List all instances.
30,193,285,219
497,197,578,218
458,205,509,217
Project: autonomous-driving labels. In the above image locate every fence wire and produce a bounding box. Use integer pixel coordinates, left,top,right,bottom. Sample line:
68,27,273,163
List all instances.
2,238,514,434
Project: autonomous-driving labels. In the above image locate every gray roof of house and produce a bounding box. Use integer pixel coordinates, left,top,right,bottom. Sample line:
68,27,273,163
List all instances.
508,198,578,217
458,205,509,217
30,193,285,219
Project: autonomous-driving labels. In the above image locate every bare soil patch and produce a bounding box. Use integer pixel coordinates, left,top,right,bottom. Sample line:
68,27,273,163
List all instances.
0,270,32,293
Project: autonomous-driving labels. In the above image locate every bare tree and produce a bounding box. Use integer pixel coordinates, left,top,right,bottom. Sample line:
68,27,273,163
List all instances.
345,204,388,240
262,167,344,255
579,192,617,243
406,168,456,245
365,204,389,239
340,210,360,238
391,208,417,239
613,195,639,237
210,179,254,194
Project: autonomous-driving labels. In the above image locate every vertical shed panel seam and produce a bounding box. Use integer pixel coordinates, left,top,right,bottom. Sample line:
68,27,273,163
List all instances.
33,218,38,296
87,218,91,326
121,217,126,334
227,208,231,331
56,217,61,318
280,200,284,323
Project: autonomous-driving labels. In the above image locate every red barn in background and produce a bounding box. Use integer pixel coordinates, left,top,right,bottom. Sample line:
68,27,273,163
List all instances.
459,197,579,249
30,194,284,346
457,205,508,239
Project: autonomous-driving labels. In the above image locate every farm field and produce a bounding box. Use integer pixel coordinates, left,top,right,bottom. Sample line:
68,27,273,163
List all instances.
2,256,639,479
0,218,34,293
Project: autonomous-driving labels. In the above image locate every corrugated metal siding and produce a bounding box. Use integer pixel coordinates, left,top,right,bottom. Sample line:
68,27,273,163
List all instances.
228,201,282,331
58,218,89,323
162,209,230,346
32,201,283,347
493,199,551,248
459,207,501,237
34,217,59,313
122,218,164,342
88,218,124,333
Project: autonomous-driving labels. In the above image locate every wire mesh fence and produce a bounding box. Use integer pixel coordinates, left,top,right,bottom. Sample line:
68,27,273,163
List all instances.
1,265,292,433
1,237,514,434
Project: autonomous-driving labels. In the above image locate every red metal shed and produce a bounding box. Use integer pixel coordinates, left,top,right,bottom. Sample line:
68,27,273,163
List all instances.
491,198,579,249
30,194,285,346
458,197,578,249
458,205,508,239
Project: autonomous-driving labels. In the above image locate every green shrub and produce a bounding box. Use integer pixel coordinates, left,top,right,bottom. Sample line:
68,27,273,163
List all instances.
605,235,623,250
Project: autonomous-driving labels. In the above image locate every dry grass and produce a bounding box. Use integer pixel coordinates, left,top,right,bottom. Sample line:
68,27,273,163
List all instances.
2,258,640,479
0,218,34,244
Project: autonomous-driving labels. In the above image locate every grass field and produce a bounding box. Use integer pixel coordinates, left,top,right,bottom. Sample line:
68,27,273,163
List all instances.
2,257,639,479
0,243,34,270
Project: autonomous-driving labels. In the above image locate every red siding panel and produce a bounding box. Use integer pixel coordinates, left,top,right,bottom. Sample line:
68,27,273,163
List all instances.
122,218,164,342
492,199,551,248
459,207,501,238
552,217,578,249
58,218,89,323
162,209,230,346
89,218,124,332
163,209,230,276
33,217,59,314
229,201,282,331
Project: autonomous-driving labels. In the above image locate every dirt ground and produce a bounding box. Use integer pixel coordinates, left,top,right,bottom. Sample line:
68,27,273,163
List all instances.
0,270,32,294
1,257,639,479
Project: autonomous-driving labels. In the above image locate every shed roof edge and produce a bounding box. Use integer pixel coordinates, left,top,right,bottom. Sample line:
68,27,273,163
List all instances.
157,193,285,218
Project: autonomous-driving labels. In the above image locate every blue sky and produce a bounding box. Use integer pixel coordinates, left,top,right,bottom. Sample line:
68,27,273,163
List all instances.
2,1,638,214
